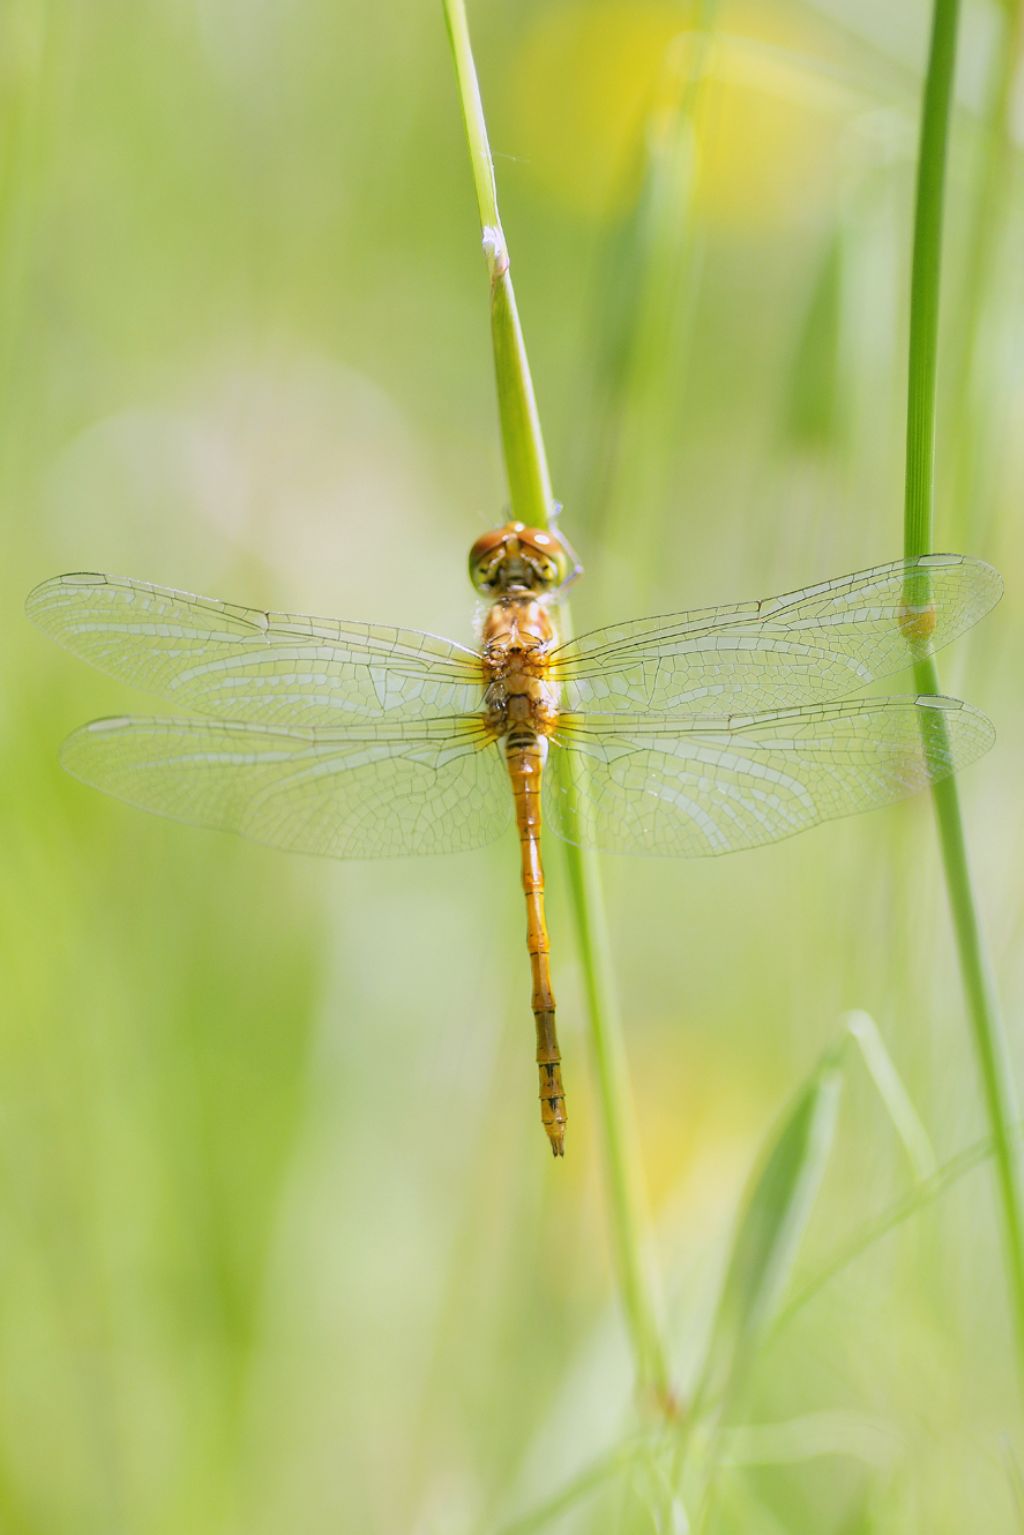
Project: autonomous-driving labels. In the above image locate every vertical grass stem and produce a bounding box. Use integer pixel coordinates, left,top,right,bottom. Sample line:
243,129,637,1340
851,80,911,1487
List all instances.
904,0,1024,1384
443,0,671,1406
442,0,553,529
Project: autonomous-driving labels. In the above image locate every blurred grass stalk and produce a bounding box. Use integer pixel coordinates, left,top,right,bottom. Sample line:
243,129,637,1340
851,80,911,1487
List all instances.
679,1014,931,1525
904,0,1024,1382
945,0,1024,547
442,0,672,1405
574,15,715,600
686,1052,842,1527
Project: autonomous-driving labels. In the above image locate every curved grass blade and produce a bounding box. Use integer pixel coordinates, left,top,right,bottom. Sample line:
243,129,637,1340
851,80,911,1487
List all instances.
692,1057,842,1421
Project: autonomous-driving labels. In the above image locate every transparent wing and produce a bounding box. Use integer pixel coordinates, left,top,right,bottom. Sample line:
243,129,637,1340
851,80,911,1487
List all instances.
544,697,994,857
62,714,511,859
27,573,486,726
549,555,1002,713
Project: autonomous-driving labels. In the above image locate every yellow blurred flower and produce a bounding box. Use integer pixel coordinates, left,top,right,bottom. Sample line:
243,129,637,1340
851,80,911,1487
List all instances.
505,0,867,226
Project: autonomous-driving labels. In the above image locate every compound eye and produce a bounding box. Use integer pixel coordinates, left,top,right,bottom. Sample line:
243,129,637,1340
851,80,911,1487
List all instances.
516,527,569,589
468,529,508,593
534,546,569,590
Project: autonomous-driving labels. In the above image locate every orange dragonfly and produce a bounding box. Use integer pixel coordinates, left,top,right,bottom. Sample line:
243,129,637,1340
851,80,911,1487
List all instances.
27,524,1000,1156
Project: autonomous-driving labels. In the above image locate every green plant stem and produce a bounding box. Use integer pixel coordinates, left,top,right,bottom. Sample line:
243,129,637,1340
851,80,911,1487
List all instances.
560,818,671,1402
903,0,1024,1383
904,0,958,561
442,0,553,527
443,0,670,1406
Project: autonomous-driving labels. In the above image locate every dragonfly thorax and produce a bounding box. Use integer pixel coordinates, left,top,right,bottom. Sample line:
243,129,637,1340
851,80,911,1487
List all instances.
481,593,559,740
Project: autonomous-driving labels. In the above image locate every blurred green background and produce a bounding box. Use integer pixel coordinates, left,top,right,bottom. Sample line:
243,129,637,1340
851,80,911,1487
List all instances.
2,1,1023,1530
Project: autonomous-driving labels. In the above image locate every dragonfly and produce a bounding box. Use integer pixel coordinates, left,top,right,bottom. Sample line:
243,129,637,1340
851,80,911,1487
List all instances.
27,524,1001,1156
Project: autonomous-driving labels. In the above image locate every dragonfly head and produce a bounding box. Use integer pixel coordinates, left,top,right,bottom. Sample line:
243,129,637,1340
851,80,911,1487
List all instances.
468,522,571,596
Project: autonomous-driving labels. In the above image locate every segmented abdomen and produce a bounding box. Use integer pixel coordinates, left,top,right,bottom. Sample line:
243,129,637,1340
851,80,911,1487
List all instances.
506,731,566,1156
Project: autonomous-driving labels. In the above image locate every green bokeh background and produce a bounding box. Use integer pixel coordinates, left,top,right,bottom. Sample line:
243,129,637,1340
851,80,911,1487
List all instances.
2,1,1022,1530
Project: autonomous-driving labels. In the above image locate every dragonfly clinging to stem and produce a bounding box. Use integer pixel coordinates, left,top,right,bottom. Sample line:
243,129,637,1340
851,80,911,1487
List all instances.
27,525,1001,1156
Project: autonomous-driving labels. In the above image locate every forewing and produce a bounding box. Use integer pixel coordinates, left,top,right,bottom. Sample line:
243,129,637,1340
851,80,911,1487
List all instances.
545,697,994,857
62,715,511,859
549,555,1001,713
27,573,486,726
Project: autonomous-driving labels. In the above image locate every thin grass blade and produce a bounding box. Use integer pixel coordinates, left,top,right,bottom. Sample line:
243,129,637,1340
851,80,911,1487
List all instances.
844,1010,935,1181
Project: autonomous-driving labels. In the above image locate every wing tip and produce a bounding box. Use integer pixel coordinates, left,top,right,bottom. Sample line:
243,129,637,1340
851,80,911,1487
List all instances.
25,572,111,626
923,551,1004,609
60,714,147,777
